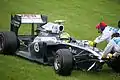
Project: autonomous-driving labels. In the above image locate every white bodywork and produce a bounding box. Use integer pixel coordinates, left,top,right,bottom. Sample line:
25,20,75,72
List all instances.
33,36,103,61
64,40,103,60
41,22,64,33
33,36,58,43
17,14,44,23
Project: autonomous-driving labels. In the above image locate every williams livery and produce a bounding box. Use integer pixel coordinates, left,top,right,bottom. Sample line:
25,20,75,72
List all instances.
0,14,120,76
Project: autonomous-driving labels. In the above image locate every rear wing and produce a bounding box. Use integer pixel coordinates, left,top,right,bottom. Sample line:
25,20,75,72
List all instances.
10,14,48,35
17,14,47,24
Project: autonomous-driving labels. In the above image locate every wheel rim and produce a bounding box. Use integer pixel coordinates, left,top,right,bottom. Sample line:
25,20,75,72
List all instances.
54,55,61,70
0,35,4,51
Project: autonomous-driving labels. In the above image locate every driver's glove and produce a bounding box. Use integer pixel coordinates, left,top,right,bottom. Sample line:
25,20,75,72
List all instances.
107,53,113,58
102,53,113,60
88,41,97,47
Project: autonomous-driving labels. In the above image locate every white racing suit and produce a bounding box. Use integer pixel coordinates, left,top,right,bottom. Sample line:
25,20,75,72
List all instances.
102,37,120,57
94,26,119,43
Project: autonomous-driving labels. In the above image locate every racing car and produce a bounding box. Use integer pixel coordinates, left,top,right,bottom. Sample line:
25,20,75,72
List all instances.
0,14,120,76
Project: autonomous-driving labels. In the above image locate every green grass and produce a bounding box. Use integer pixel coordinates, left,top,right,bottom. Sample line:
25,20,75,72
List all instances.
0,54,120,80
0,0,120,80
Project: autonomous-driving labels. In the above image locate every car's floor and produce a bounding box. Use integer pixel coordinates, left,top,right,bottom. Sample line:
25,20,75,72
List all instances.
16,50,53,65
16,51,45,64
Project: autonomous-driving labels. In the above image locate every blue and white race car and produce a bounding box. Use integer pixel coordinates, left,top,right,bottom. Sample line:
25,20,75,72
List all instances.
0,14,119,76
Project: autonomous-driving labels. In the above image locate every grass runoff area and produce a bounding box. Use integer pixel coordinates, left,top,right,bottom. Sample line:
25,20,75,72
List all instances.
0,0,120,80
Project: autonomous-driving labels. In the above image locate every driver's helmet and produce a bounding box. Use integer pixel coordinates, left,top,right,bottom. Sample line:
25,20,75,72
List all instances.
60,32,70,43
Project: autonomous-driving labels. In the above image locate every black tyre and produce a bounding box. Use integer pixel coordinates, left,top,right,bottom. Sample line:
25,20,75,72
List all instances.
0,32,18,54
107,56,120,73
54,49,73,76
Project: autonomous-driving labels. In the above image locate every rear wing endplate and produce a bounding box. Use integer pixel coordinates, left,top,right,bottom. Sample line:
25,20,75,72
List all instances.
10,14,48,35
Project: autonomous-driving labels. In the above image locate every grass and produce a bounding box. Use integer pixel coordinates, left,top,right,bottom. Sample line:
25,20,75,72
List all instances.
0,54,120,80
0,0,120,80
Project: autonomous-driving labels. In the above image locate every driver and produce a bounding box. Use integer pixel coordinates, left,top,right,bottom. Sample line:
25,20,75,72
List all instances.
89,21,119,47
60,32,71,43
102,33,120,59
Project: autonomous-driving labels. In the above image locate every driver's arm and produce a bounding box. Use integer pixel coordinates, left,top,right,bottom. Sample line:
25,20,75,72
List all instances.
94,32,110,44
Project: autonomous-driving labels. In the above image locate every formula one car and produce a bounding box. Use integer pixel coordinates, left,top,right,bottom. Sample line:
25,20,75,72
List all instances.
0,14,120,76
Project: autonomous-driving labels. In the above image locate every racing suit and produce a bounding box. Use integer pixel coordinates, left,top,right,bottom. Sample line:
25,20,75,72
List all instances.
94,26,119,43
102,37,120,58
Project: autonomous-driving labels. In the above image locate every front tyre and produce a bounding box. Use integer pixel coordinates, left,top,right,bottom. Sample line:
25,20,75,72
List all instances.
54,49,73,76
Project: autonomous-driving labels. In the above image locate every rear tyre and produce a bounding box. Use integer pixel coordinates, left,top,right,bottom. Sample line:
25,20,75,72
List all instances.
54,49,73,76
0,32,18,54
107,56,120,73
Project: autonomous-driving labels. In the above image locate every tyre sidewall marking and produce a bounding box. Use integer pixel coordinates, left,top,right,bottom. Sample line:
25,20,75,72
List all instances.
34,42,39,52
